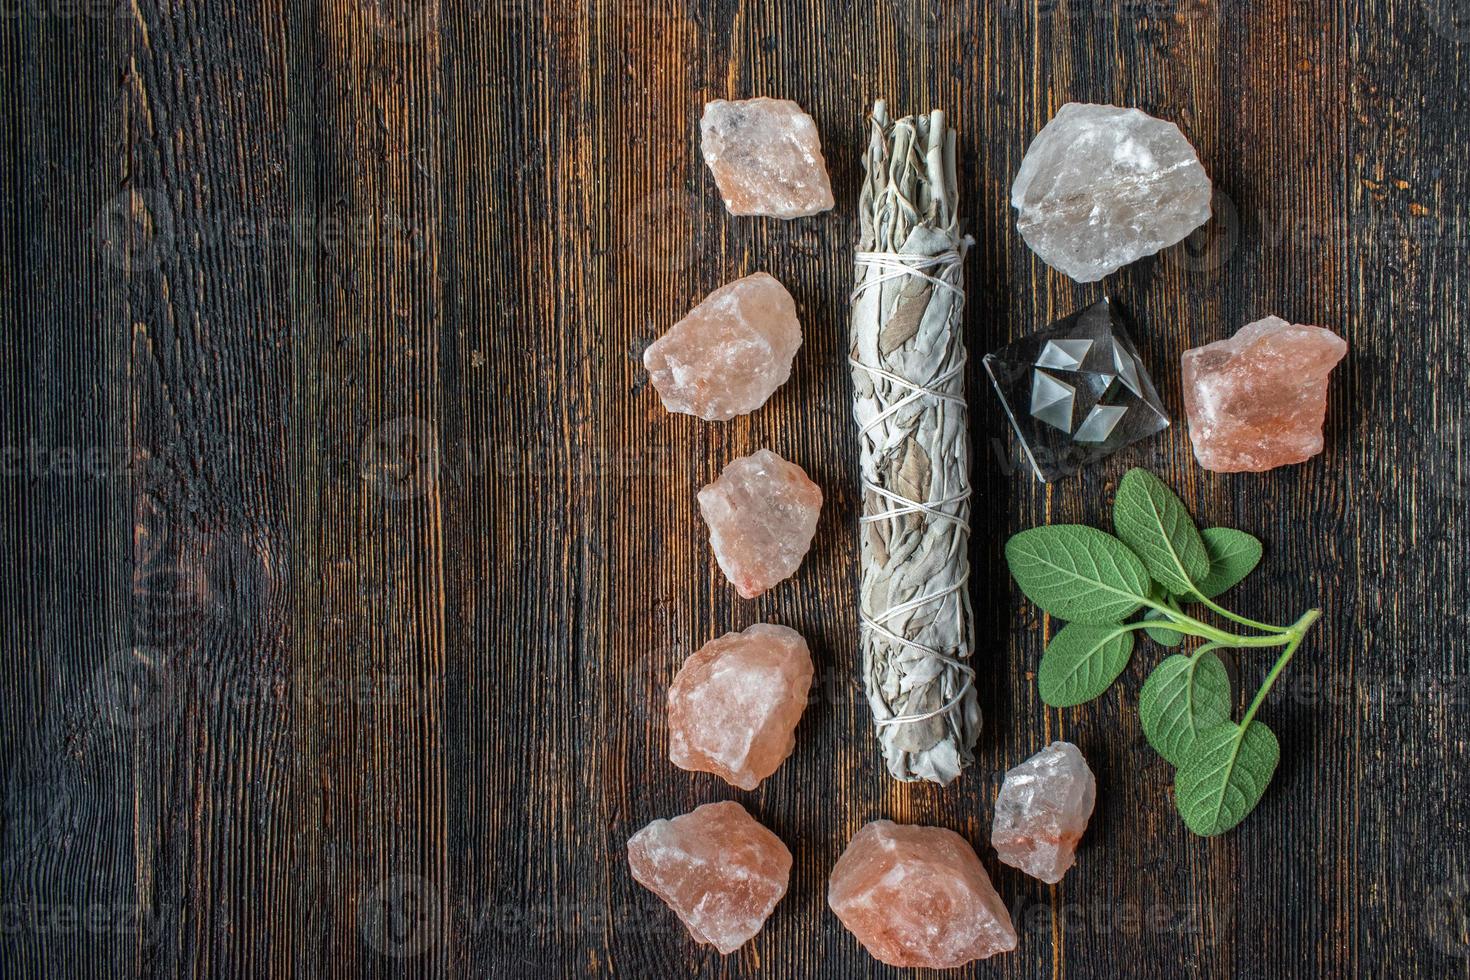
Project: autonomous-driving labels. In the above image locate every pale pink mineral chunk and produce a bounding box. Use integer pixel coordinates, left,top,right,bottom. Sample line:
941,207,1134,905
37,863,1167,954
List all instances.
668,623,814,790
828,821,1018,968
1182,316,1348,472
698,449,822,598
991,741,1097,884
626,800,792,954
700,98,835,218
643,272,802,421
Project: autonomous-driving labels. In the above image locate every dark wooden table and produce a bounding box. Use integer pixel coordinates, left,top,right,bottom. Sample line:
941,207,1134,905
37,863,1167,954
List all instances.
3,1,1467,977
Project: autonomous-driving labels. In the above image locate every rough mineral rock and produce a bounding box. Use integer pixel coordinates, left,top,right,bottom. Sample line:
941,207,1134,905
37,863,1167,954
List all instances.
991,741,1097,884
700,98,835,218
828,821,1017,968
1010,102,1213,282
626,800,792,954
1182,316,1348,473
643,273,802,421
698,449,822,598
668,623,814,790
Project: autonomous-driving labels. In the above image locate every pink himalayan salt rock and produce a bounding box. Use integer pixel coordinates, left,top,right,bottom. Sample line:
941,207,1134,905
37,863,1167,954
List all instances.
991,741,1096,884
626,800,792,954
700,98,835,218
643,273,802,422
828,821,1018,969
1182,316,1348,473
668,623,814,790
698,449,822,599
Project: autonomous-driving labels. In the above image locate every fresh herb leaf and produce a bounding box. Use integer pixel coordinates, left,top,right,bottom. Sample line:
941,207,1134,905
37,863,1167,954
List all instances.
1143,607,1184,647
1140,587,1187,646
1037,623,1136,707
1174,720,1281,836
1114,468,1211,595
1005,526,1152,625
1139,650,1232,765
1194,527,1264,598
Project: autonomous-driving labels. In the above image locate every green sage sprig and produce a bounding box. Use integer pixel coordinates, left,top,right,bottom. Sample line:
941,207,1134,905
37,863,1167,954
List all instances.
1004,468,1322,837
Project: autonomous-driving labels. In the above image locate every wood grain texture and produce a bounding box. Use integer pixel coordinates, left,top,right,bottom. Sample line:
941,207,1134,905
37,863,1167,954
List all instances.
2,1,1467,977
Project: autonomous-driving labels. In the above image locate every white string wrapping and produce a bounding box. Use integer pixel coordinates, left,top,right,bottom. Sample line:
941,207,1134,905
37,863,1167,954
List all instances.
849,102,981,785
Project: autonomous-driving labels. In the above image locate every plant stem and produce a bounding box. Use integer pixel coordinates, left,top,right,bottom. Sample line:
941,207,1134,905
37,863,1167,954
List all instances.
1189,590,1289,634
1190,641,1221,661
1141,598,1293,648
1239,609,1322,728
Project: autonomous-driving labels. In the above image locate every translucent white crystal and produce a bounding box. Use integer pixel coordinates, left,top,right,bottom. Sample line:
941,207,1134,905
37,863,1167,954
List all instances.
1011,103,1212,282
700,98,835,219
990,741,1096,884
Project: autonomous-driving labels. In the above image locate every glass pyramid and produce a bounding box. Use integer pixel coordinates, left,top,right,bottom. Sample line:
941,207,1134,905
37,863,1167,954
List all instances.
983,298,1169,482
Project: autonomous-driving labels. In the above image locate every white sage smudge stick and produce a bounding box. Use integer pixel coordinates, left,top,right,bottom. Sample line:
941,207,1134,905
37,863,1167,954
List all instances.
849,101,980,785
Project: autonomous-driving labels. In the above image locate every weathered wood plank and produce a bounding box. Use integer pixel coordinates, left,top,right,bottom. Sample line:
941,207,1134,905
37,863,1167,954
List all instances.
1348,1,1470,977
113,1,301,976
0,7,134,980
304,2,451,978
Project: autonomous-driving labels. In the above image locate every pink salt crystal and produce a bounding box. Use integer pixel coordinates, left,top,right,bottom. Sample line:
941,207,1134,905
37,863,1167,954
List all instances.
626,800,792,954
700,98,835,218
991,741,1096,885
1182,316,1348,473
643,272,802,421
667,623,814,790
828,821,1018,969
698,449,822,599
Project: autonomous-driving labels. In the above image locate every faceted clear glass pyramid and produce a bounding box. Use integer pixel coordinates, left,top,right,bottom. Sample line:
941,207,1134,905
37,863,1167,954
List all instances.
983,298,1169,481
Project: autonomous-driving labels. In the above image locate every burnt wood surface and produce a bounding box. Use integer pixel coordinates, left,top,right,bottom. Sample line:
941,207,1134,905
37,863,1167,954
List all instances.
2,1,1468,977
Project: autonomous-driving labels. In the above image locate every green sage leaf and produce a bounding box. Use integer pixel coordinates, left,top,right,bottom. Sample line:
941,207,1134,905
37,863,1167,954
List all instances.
1194,527,1264,598
1005,525,1152,625
1139,651,1232,765
1174,720,1280,836
1037,623,1136,707
1143,608,1184,647
1113,469,1211,596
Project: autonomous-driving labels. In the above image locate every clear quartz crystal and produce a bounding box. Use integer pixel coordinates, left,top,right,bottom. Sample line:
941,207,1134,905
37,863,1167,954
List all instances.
1011,103,1212,282
983,298,1168,481
991,741,1097,884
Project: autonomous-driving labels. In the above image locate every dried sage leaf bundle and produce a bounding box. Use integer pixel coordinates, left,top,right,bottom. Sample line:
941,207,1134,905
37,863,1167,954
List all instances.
849,101,980,784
